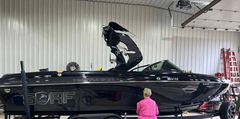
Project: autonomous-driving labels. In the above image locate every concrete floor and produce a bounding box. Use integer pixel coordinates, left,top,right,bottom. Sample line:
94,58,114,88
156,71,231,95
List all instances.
0,110,237,119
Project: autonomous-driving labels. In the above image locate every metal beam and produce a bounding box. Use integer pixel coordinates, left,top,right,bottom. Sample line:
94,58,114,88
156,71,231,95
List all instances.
181,0,221,27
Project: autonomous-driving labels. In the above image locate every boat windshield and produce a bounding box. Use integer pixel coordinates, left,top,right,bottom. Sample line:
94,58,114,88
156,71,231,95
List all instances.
142,60,183,73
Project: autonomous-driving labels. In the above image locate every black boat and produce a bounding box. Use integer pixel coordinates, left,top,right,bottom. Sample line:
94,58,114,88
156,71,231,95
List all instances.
0,22,230,117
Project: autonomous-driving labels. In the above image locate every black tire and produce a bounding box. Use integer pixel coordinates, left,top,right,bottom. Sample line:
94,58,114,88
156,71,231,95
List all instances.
68,116,87,119
68,115,121,119
66,62,80,71
104,116,122,119
219,101,236,119
69,118,87,119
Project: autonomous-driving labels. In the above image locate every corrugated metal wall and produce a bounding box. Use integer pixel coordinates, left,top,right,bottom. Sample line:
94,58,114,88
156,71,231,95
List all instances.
0,0,239,76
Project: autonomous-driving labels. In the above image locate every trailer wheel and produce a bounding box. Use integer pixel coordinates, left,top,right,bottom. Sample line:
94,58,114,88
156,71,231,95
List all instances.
219,101,236,119
104,116,122,119
68,116,87,119
68,114,122,119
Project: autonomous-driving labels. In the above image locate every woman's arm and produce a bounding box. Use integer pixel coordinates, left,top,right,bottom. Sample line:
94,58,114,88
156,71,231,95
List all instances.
136,102,141,114
156,102,159,115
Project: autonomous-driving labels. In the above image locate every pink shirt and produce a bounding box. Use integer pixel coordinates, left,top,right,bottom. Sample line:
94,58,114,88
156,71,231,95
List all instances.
136,97,159,119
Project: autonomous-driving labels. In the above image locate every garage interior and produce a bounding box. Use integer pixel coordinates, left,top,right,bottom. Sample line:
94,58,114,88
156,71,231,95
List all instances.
0,0,240,119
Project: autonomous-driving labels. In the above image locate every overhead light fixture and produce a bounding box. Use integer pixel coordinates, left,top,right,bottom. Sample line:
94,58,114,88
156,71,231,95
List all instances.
176,0,192,10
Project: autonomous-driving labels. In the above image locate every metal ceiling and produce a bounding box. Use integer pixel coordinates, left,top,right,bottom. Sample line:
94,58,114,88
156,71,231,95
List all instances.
82,0,213,14
80,0,237,31
187,0,240,31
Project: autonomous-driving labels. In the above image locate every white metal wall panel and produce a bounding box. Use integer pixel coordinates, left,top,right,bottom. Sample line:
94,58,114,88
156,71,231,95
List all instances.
0,0,240,76
0,0,2,76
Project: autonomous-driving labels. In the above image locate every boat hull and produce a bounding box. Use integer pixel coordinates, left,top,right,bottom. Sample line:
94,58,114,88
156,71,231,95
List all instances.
0,79,228,115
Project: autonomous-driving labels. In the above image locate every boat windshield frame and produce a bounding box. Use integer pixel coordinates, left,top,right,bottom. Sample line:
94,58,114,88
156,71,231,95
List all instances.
131,60,183,73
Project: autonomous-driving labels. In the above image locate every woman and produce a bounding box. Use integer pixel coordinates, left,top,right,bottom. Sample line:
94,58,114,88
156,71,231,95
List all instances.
136,88,159,119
